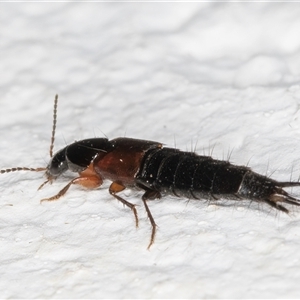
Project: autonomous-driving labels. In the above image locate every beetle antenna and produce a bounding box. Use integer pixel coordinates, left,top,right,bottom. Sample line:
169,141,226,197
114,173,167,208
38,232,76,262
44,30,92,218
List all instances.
0,95,58,175
0,167,46,174
50,94,58,158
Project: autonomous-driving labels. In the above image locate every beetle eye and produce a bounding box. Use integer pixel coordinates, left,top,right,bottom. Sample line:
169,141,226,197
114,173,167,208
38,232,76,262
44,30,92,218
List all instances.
47,147,68,177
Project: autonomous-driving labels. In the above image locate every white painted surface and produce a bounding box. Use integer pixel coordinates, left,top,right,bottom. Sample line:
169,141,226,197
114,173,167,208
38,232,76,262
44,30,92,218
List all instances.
1,3,300,298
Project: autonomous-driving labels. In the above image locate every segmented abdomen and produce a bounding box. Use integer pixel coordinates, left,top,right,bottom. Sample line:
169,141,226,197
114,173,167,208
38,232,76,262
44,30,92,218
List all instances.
135,147,279,202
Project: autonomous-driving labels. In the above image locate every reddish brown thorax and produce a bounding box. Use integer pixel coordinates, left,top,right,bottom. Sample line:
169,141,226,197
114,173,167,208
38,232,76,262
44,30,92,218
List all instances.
94,138,162,186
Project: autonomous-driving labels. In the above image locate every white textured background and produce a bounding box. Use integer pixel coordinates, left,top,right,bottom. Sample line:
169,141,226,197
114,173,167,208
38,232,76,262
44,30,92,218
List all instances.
1,3,300,299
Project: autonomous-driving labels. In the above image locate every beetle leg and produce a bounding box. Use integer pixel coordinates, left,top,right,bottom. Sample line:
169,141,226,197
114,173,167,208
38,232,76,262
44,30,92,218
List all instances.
109,181,139,228
41,172,103,202
141,189,161,249
40,180,74,202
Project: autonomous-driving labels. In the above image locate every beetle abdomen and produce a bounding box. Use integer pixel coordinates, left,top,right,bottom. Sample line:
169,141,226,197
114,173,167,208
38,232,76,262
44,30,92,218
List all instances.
135,148,300,212
136,148,242,199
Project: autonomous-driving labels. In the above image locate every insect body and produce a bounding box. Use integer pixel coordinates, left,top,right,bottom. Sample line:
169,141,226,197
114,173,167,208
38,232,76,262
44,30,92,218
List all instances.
1,95,300,248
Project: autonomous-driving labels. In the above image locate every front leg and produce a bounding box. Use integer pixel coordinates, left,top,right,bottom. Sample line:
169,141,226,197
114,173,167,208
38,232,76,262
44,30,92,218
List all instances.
41,165,103,202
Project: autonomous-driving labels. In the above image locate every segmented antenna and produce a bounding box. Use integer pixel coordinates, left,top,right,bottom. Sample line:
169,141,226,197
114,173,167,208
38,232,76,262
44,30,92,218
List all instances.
0,95,60,175
50,94,58,157
0,167,45,174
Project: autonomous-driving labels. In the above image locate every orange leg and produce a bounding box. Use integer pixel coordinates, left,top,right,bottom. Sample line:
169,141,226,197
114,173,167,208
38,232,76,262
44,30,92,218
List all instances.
109,181,139,228
41,168,103,202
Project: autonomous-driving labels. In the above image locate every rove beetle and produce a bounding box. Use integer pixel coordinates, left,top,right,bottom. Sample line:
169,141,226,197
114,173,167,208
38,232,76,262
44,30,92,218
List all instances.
1,95,300,248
